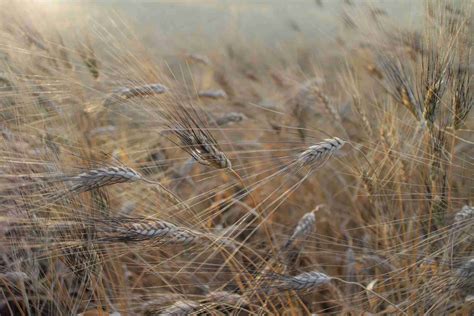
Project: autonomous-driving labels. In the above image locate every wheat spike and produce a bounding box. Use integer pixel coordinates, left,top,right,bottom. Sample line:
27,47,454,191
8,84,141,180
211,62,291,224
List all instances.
269,270,331,292
162,103,232,170
160,300,200,315
198,89,227,99
100,218,236,249
0,74,14,91
186,53,211,65
215,112,247,126
454,205,474,224
205,291,248,306
283,210,316,249
101,219,204,245
296,137,344,169
454,258,474,296
68,166,184,208
172,124,231,169
103,83,167,107
0,271,29,282
69,166,141,193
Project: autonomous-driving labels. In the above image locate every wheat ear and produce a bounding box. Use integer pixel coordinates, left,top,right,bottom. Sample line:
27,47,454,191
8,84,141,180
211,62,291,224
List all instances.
283,207,317,250
103,83,167,107
296,137,345,170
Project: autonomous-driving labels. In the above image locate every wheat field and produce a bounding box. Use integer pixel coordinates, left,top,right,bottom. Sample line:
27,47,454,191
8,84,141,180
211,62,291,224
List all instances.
0,0,472,315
